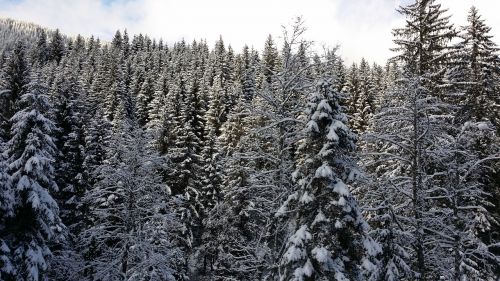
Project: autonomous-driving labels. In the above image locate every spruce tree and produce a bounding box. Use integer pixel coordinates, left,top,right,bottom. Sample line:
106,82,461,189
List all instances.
30,28,48,66
50,59,86,232
49,29,65,64
0,141,14,280
0,41,30,141
362,1,457,279
277,62,379,281
448,6,500,126
80,117,183,280
4,73,63,281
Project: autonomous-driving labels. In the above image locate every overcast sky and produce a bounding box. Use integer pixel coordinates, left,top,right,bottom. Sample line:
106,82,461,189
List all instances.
0,0,498,64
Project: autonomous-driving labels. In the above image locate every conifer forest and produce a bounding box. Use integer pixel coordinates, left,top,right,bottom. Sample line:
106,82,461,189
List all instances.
0,0,499,280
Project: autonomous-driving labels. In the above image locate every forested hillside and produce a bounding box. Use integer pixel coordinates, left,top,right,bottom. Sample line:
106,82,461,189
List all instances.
0,1,499,280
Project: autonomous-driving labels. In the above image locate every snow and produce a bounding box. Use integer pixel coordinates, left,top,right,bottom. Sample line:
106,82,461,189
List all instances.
289,225,312,246
312,246,333,265
331,120,347,133
299,191,314,204
285,245,305,262
336,196,346,206
293,259,314,279
0,240,10,252
315,163,333,179
24,156,41,173
327,125,339,141
335,220,343,229
276,193,298,217
317,99,332,113
27,190,41,210
4,12,498,280
476,122,489,130
285,225,312,263
363,237,382,256
312,210,329,225
16,175,31,191
306,120,319,133
332,180,349,196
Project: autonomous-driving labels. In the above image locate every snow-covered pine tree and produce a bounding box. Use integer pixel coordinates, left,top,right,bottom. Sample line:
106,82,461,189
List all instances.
79,115,183,281
376,62,401,112
0,140,15,280
136,72,154,126
132,49,158,127
392,0,455,96
444,7,500,278
162,69,206,278
104,50,131,123
447,6,500,127
202,85,270,281
448,8,500,233
277,56,380,281
361,1,456,279
351,58,375,136
0,41,30,141
200,72,225,208
146,68,170,154
4,72,64,281
239,45,257,101
438,120,500,279
30,28,49,66
363,69,458,279
80,35,100,91
199,81,240,275
48,29,65,64
122,30,131,59
87,47,111,116
43,57,89,280
50,58,86,230
201,19,313,280
81,108,111,209
111,30,123,52
260,34,280,89
345,63,360,128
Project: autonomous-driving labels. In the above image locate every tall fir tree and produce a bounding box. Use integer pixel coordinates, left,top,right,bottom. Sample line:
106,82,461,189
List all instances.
0,41,30,141
363,1,457,279
277,60,380,281
4,73,63,281
0,140,15,279
80,117,183,281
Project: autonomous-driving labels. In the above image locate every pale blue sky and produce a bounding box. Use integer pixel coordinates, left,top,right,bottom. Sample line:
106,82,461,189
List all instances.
0,0,498,64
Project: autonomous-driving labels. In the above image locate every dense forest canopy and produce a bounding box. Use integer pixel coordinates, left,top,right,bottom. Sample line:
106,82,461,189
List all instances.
0,1,499,280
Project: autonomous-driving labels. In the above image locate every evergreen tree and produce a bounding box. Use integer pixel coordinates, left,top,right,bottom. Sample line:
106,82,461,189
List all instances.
392,0,455,95
0,41,30,141
439,121,500,279
0,141,15,280
345,63,360,126
261,34,279,87
49,29,65,64
351,59,375,135
362,1,457,279
448,6,500,126
50,59,86,232
80,118,183,280
4,73,63,281
203,91,270,281
30,28,48,65
277,62,380,281
445,7,500,277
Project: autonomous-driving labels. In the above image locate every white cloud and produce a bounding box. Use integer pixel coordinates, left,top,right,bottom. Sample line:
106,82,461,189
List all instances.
0,0,141,39
0,0,499,64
